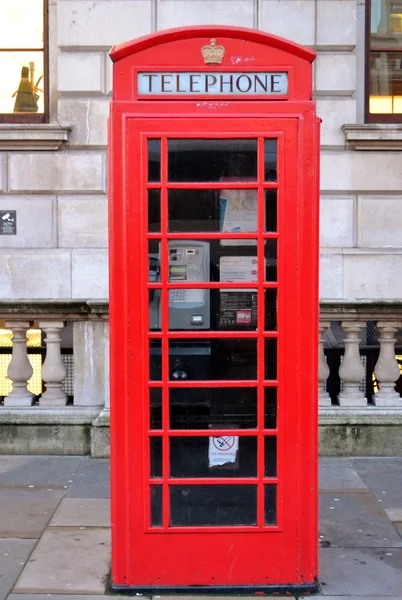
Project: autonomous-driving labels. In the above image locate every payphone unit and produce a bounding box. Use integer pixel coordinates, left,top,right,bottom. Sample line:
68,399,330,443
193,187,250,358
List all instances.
149,240,210,330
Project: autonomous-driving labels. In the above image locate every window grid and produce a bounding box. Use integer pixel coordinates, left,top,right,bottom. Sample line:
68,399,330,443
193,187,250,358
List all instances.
367,0,402,122
0,0,48,123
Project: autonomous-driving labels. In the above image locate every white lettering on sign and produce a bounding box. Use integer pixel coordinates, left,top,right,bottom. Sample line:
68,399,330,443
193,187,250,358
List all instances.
137,72,288,96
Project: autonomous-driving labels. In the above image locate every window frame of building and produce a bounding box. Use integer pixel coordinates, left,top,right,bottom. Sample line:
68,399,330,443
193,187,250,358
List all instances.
0,0,49,124
366,0,402,123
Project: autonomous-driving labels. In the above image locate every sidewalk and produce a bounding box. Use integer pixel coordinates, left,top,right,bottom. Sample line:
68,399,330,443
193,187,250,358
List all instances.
0,456,401,599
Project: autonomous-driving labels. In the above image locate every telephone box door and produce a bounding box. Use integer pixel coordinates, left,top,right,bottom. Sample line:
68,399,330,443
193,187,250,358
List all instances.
110,113,318,591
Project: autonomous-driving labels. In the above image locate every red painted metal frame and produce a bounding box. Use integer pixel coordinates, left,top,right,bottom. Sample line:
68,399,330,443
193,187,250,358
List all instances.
109,26,318,591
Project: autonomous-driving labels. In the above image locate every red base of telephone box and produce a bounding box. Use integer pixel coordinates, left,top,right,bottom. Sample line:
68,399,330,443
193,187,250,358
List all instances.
108,25,320,594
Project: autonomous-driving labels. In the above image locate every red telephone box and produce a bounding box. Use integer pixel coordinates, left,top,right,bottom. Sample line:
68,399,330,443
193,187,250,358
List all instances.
109,25,319,594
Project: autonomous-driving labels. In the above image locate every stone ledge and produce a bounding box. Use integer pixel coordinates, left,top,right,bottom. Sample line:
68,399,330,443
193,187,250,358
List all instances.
0,124,72,151
319,406,402,425
0,299,108,320
320,299,402,321
1,299,402,321
92,408,110,427
0,406,102,425
343,124,402,150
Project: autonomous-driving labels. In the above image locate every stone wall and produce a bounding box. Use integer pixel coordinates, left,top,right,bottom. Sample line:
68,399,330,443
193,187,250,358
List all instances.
0,0,401,301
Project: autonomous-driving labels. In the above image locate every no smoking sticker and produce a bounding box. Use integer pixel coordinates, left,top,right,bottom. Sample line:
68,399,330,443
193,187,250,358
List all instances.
209,435,239,467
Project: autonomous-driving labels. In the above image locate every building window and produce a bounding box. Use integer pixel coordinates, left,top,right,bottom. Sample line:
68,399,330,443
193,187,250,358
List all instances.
0,1,47,123
368,0,402,121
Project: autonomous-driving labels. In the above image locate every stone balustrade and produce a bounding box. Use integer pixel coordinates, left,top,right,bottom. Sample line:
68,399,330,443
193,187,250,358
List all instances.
319,302,402,409
0,300,401,457
1,300,401,413
0,301,109,413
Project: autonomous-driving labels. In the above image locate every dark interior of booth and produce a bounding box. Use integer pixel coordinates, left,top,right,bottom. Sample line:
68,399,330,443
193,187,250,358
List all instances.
146,139,279,527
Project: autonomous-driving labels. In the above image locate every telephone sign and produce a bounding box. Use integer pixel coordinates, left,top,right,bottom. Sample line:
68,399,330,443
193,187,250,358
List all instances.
137,71,288,95
109,25,319,595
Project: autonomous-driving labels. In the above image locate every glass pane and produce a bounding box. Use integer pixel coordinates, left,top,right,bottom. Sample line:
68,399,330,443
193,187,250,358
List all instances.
168,189,219,232
150,485,162,527
149,340,162,381
371,1,402,47
148,140,161,182
265,190,277,232
168,139,257,182
148,240,161,282
265,240,277,282
169,387,257,429
168,288,258,331
168,341,211,380
265,338,277,380
264,387,277,429
0,1,44,49
0,52,44,114
265,288,277,331
264,436,277,477
168,339,257,380
264,484,277,525
170,485,257,526
264,139,277,181
150,388,162,429
150,437,162,478
148,189,160,232
170,436,256,478
149,289,161,331
168,188,259,234
369,51,402,113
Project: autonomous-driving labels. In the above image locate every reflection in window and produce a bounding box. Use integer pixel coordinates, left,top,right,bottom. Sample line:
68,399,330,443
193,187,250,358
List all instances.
169,436,257,478
168,139,257,182
369,1,402,116
150,485,162,527
0,1,45,118
170,485,257,526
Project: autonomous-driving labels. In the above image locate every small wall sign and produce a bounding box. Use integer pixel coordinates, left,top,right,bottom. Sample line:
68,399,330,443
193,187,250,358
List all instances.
0,211,17,235
137,71,288,96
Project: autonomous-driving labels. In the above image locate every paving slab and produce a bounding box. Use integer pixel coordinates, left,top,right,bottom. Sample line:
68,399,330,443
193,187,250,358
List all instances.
352,458,402,508
319,492,402,548
13,528,110,594
0,539,37,600
66,458,110,499
50,498,110,527
385,508,402,522
395,522,402,536
0,488,64,538
0,456,83,489
319,547,402,596
319,458,368,492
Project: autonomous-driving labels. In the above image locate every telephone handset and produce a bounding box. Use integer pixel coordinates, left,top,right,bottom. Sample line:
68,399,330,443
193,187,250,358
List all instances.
149,241,210,330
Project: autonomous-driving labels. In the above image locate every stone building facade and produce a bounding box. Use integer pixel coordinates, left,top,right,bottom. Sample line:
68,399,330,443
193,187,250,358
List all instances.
0,0,402,456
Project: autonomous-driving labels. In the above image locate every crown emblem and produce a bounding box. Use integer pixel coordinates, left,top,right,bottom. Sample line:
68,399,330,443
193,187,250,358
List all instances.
201,39,225,65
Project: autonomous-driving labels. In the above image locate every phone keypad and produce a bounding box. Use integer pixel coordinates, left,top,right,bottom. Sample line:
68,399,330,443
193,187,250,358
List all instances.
169,289,187,302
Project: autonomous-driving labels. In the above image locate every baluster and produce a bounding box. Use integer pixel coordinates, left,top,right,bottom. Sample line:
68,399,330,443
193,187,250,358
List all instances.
39,320,67,407
73,321,107,407
373,321,401,407
338,321,367,407
4,321,34,407
319,320,331,406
